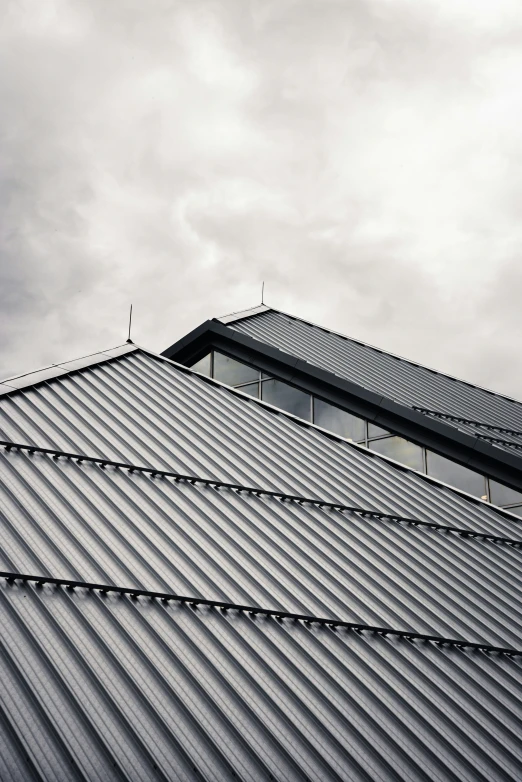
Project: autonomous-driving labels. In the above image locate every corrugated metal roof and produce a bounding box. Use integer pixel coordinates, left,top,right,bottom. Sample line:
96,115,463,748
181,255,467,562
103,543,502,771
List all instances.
226,309,522,432
1,578,522,781
1,447,522,646
0,343,136,395
2,343,522,780
0,348,520,537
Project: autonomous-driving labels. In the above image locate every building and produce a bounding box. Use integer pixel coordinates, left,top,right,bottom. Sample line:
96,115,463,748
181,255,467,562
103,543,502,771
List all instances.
0,304,521,781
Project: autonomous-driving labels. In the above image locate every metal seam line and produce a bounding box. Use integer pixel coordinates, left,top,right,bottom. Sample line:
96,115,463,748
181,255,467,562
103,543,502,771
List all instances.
1,570,520,658
1,440,521,548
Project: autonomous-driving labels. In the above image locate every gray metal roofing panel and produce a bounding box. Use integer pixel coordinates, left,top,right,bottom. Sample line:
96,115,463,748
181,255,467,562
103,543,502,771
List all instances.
0,343,137,394
1,579,522,781
0,349,520,539
2,349,522,780
228,309,522,431
2,448,522,646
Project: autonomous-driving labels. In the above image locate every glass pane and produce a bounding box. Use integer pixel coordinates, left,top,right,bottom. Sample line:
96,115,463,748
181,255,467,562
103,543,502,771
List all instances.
426,451,486,497
237,382,259,398
368,422,390,439
261,379,312,421
489,480,522,507
506,505,522,518
213,352,259,386
189,353,211,376
369,436,424,471
313,398,365,441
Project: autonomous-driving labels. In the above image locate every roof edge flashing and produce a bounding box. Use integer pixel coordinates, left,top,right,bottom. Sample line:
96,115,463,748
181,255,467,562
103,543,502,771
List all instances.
0,344,139,397
216,303,271,325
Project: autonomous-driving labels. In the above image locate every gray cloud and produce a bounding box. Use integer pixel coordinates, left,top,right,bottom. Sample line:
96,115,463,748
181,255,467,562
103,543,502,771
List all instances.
1,0,522,400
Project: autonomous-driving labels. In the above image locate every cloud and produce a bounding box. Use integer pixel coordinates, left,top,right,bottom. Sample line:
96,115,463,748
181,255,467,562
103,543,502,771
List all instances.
1,0,522,401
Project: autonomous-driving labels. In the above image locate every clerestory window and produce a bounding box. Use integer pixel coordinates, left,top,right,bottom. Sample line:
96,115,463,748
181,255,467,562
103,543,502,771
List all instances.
188,350,519,512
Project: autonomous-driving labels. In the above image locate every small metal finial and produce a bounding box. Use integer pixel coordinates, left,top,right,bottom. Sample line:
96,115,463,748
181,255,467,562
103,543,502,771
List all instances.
127,304,133,343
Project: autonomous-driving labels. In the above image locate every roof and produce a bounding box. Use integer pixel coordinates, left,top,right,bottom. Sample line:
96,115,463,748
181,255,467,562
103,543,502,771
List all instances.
0,343,137,395
222,307,522,437
1,343,522,779
3,577,522,781
1,347,520,534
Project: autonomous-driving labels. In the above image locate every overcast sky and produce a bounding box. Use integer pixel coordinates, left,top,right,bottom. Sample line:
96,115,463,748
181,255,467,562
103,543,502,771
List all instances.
1,0,522,399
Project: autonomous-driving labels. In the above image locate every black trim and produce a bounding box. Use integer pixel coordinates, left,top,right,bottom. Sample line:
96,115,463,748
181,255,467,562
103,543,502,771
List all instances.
162,322,522,493
2,571,520,657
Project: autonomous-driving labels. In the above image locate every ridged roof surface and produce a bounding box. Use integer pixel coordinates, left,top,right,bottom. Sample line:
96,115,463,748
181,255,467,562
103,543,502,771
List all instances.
2,580,522,782
226,308,522,439
2,448,522,646
1,347,522,780
0,349,520,536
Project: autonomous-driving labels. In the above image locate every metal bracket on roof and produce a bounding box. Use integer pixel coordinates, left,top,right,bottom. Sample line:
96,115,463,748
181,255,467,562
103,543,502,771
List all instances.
1,440,522,548
1,571,520,658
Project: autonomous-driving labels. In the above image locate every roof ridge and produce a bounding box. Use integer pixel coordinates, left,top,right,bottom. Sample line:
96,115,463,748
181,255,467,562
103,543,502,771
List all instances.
0,342,132,385
0,343,138,396
217,303,271,325
229,306,522,411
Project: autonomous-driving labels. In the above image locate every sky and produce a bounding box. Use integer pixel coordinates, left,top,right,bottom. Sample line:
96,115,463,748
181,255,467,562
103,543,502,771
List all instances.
1,0,522,399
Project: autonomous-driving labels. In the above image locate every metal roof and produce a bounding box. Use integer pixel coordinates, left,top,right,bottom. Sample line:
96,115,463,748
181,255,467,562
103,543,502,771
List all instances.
2,577,522,781
225,308,522,433
2,447,522,646
1,348,520,537
1,344,522,780
0,343,136,395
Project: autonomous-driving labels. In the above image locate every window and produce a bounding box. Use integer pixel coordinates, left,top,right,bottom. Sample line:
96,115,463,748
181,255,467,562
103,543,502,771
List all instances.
261,379,312,421
368,423,390,439
489,480,522,507
369,436,424,472
213,352,259,386
189,353,211,376
188,350,513,510
313,398,365,441
237,382,259,398
426,451,486,497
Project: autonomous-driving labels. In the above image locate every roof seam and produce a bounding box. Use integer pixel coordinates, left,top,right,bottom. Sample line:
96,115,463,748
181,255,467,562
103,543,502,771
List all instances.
2,571,520,658
3,440,522,545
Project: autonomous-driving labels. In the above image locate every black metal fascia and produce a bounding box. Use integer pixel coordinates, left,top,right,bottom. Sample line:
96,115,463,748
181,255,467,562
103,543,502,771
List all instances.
161,321,522,493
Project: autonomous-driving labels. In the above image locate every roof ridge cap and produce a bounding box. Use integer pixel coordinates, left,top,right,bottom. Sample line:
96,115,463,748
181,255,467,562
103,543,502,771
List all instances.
0,343,138,396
